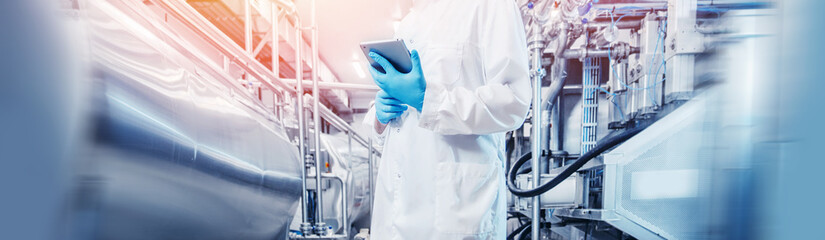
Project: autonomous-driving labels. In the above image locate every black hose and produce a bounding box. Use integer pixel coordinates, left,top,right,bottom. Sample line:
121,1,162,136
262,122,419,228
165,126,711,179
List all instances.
507,122,649,197
507,224,530,240
517,225,531,240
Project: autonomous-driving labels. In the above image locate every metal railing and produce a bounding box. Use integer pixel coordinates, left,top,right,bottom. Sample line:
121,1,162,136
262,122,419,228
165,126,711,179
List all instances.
150,0,380,237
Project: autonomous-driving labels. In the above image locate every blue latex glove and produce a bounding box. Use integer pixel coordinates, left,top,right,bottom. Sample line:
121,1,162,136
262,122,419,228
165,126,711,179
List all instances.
375,90,408,124
368,50,427,111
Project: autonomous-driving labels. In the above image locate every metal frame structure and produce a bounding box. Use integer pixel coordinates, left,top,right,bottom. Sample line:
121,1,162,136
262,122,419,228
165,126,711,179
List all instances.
509,1,772,239
147,0,379,239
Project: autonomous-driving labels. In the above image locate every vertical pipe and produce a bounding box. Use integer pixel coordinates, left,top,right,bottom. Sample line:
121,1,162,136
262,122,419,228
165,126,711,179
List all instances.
338,176,349,237
368,138,374,212
529,21,544,240
323,175,348,238
295,19,312,235
271,3,282,124
310,0,326,234
271,3,279,79
244,0,252,53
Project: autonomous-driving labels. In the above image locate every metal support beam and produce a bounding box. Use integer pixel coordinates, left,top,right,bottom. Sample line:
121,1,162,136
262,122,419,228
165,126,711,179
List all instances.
282,79,379,91
295,19,312,236
244,0,252,53
368,138,375,214
529,18,545,240
310,0,326,235
271,1,280,120
253,29,273,57
271,3,280,79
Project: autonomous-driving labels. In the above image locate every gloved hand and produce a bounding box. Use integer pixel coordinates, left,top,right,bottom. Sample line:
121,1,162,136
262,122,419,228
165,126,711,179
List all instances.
375,90,408,124
368,50,427,111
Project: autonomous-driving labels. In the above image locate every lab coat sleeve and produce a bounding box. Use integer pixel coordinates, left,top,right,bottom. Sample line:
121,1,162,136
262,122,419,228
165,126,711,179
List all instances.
362,104,388,146
417,0,531,135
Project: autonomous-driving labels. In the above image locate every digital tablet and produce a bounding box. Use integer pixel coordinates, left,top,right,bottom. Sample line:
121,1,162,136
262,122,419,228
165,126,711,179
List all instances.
360,39,413,74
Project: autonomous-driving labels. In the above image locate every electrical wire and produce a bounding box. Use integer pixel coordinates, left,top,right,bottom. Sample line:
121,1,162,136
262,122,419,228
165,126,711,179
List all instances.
595,86,625,121
507,120,650,197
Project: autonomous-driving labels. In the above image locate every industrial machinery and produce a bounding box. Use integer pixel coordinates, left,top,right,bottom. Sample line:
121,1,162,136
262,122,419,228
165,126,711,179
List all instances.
55,0,379,239
23,0,775,239
505,0,775,239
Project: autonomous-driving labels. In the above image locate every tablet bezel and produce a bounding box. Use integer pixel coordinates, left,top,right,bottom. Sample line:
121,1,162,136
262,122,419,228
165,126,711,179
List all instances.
360,39,413,74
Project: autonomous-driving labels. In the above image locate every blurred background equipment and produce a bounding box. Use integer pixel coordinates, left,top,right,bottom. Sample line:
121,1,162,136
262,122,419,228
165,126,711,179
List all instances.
504,0,778,239
4,0,821,239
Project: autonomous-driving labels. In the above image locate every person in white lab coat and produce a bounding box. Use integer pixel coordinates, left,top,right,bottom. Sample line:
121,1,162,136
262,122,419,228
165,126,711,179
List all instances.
363,0,531,239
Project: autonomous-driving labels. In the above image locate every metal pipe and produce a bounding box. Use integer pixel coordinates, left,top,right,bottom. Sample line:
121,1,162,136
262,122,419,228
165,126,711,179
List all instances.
561,0,588,21
314,100,382,157
368,138,375,214
272,0,298,17
282,79,380,91
271,2,281,123
585,20,642,30
560,47,640,59
321,174,348,238
271,2,279,78
529,18,545,240
244,0,252,53
150,0,291,95
294,21,312,235
539,68,566,112
310,0,326,234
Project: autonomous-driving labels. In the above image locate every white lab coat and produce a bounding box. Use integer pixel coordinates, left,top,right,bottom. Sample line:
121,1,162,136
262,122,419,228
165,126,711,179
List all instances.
364,0,531,239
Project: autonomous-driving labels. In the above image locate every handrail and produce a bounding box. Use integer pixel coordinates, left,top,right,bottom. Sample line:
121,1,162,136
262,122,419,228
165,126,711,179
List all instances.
311,95,382,157
151,1,381,234
151,0,291,93
152,0,379,152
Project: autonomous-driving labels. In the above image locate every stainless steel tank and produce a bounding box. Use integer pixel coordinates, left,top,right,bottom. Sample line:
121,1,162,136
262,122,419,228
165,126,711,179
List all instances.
61,1,303,239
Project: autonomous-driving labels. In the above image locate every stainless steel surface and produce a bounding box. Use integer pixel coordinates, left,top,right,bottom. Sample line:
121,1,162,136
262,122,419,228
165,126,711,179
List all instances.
608,56,628,127
149,0,290,93
585,21,642,30
320,133,375,236
515,174,583,208
559,47,640,59
602,94,712,240
289,234,348,240
283,79,381,91
553,209,665,240
638,13,664,115
271,3,284,124
314,97,382,157
323,174,348,237
664,0,699,103
311,0,327,234
71,1,304,239
368,138,375,212
529,14,545,240
295,17,311,229
271,2,280,80
547,28,571,156
244,0,252,53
